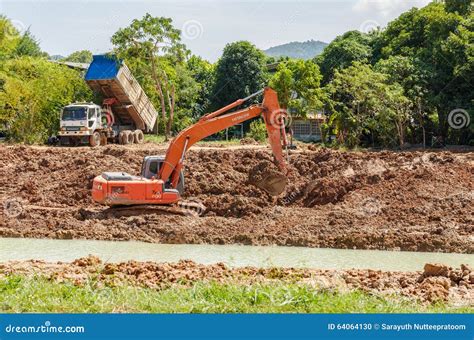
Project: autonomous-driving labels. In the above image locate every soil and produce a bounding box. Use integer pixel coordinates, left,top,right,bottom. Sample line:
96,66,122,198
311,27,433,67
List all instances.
0,144,473,253
1,257,472,305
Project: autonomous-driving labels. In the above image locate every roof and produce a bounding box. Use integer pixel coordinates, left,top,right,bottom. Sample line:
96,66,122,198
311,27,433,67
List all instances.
51,61,90,70
84,55,122,80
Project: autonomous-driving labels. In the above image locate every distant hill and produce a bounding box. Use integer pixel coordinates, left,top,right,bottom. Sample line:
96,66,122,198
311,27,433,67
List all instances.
49,55,65,61
263,40,328,60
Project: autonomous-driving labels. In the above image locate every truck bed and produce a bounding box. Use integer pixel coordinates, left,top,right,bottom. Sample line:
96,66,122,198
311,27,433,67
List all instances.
84,55,157,132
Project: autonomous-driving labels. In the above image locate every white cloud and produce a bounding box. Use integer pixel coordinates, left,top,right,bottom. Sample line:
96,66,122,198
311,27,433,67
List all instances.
353,0,431,17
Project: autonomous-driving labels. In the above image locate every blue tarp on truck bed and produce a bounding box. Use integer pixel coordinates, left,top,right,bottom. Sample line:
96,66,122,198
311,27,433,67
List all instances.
84,55,121,80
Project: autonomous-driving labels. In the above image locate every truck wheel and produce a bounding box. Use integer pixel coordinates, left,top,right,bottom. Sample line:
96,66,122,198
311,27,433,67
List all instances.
89,132,101,147
100,133,108,146
118,131,125,144
70,138,80,147
119,131,128,145
59,137,69,146
127,131,134,144
133,130,144,144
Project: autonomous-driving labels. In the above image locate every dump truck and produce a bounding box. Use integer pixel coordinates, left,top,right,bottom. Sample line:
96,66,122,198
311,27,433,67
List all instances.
58,55,158,146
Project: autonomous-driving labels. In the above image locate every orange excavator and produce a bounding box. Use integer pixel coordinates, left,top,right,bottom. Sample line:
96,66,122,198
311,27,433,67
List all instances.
92,87,288,207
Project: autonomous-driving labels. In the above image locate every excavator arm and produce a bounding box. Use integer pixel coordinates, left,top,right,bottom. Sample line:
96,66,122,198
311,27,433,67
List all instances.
159,87,288,188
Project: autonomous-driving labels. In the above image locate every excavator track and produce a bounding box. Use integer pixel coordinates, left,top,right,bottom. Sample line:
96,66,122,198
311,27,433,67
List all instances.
105,200,206,218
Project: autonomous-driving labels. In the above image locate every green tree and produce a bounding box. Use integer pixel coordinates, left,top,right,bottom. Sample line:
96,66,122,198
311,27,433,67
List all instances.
0,16,20,60
0,57,92,143
325,62,411,148
15,29,44,57
111,13,187,140
270,59,324,117
371,2,473,142
212,41,267,109
315,31,373,84
63,50,93,63
187,55,215,118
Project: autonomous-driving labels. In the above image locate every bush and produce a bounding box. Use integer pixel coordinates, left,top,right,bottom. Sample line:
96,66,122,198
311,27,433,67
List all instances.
247,119,267,142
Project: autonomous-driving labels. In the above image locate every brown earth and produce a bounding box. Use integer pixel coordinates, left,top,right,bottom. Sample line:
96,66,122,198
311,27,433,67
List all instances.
1,257,472,304
0,144,473,253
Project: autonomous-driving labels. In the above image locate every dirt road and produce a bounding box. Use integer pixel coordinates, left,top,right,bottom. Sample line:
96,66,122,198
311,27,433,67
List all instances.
0,143,473,253
1,257,472,304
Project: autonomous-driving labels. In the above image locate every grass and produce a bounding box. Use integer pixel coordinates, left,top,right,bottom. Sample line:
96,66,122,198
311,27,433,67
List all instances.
1,275,471,313
144,134,244,146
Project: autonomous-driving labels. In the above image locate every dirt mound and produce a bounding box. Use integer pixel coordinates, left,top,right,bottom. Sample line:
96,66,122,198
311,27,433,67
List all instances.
1,257,472,304
0,145,473,253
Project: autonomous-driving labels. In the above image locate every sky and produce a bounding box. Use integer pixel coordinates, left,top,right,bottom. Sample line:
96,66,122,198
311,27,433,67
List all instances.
0,0,431,62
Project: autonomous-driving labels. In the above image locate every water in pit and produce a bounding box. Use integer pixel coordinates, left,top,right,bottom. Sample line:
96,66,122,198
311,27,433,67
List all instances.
1,238,473,271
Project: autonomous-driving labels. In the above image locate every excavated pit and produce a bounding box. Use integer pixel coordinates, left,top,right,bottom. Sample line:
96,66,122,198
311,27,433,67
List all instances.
0,144,473,253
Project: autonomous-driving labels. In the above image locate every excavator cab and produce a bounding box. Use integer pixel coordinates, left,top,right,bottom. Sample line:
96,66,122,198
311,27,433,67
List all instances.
141,156,185,195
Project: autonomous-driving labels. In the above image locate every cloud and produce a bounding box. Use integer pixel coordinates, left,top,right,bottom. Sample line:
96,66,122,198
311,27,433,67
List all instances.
353,0,431,17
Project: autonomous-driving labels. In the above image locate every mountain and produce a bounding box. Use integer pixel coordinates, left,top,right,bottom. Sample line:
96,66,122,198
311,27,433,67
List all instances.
263,40,328,60
49,54,65,61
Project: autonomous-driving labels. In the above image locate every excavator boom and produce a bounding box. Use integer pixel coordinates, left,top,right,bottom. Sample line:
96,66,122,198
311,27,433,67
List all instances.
160,87,288,188
91,87,288,206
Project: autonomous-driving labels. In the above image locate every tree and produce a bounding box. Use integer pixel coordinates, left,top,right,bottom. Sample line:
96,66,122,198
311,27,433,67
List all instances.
0,57,92,143
375,55,430,146
187,55,215,118
0,16,20,60
212,41,267,109
269,59,324,117
444,0,472,16
15,29,44,57
325,62,411,148
314,31,373,84
371,2,473,143
111,13,187,140
63,50,93,63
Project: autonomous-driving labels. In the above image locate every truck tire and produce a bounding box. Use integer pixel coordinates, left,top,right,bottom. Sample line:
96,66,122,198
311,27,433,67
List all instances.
59,136,69,146
100,133,108,146
89,132,101,147
118,131,125,145
119,131,129,145
127,130,134,144
133,130,144,144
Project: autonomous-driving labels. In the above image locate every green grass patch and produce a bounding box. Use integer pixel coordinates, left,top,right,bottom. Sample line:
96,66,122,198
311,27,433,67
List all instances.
144,134,243,146
1,275,471,313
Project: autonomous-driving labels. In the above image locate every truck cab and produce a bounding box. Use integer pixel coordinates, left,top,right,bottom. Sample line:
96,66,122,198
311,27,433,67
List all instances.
58,103,103,146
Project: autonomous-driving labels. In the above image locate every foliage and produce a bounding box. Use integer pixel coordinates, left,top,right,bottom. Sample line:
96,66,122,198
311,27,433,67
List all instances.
111,13,198,139
270,59,324,117
15,29,44,58
315,31,373,84
62,50,93,63
371,2,473,143
0,57,92,143
325,62,411,148
187,55,215,118
212,41,268,109
247,119,267,142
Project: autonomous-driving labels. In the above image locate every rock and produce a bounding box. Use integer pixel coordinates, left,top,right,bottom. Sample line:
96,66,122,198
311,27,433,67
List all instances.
423,263,449,277
469,274,474,284
460,264,471,272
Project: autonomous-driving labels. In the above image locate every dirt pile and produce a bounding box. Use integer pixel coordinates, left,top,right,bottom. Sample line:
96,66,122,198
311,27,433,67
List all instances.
1,257,472,304
0,144,473,252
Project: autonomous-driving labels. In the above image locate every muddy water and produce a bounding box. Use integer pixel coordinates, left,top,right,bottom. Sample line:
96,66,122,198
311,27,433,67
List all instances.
1,238,473,271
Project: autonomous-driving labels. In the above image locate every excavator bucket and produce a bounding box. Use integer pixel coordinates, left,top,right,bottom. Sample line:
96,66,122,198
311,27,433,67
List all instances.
248,160,287,196
253,172,287,196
